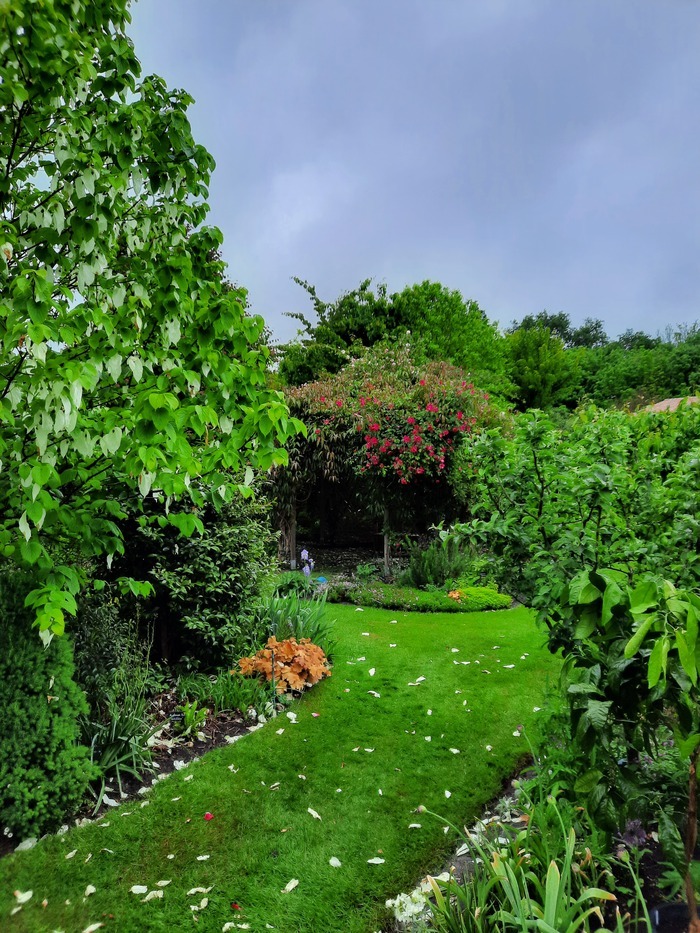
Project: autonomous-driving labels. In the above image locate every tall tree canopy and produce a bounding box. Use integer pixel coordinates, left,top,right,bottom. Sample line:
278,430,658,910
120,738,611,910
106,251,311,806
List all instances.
0,0,300,637
278,278,511,395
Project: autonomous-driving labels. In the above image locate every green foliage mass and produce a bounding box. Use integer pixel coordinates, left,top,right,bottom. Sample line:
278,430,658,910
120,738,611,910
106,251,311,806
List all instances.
279,278,511,395
0,0,302,637
0,569,96,839
399,536,472,589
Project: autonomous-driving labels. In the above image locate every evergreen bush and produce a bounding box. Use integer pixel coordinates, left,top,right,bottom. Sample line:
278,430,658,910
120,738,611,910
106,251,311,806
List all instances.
399,536,472,588
0,570,96,839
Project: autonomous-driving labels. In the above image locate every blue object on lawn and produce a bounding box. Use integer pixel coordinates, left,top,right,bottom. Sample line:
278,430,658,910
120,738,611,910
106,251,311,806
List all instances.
315,576,328,584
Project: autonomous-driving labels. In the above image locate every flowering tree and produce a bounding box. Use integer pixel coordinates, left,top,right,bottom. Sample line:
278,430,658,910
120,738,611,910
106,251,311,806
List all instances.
278,342,501,572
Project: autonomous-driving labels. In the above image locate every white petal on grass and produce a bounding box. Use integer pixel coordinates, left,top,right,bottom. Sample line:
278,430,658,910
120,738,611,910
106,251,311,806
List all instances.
367,690,381,698
196,854,210,860
190,897,209,911
368,668,375,676
355,607,364,612
364,748,374,753
84,885,96,897
485,744,493,751
65,849,77,860
298,774,306,780
367,857,385,864
15,838,37,852
102,794,118,807
187,887,212,896
443,825,450,834
492,645,501,649
449,748,460,754
83,924,105,932
427,709,432,715
228,766,239,773
286,711,297,722
184,774,194,782
130,885,148,895
504,664,515,669
361,632,370,636
409,823,422,829
481,670,491,675
389,643,397,648
281,878,299,893
533,706,542,712
142,890,163,902
156,880,172,887
307,807,322,821
14,891,33,904
451,648,459,653
390,619,398,624
171,796,181,802
167,854,175,859
424,736,432,742
329,856,342,868
378,789,383,795
356,656,366,661
513,731,521,737
276,728,285,735
445,790,452,798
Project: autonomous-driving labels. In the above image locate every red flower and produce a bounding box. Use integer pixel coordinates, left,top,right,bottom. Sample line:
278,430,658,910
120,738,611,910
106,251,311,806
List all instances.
336,399,343,407
204,812,214,821
426,403,438,413
368,423,380,432
407,416,416,425
231,902,242,911
419,379,426,386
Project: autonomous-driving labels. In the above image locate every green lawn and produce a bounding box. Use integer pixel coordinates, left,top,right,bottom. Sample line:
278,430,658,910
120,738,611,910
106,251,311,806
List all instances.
1,605,559,933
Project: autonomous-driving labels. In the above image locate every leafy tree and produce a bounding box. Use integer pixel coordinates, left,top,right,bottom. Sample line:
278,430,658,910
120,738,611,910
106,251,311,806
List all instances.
279,278,511,395
0,0,301,638
506,325,581,409
569,317,608,349
508,310,573,344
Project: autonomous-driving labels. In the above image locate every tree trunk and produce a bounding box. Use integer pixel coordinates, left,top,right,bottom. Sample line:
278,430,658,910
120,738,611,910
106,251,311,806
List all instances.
383,505,391,579
279,502,297,569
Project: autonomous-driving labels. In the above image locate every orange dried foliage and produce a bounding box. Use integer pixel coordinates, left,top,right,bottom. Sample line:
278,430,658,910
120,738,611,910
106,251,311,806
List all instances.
447,590,462,601
237,637,332,694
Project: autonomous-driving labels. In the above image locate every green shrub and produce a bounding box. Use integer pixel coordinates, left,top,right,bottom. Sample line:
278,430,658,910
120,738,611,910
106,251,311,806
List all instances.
399,536,471,589
0,570,96,839
326,581,511,613
129,496,278,667
272,571,317,598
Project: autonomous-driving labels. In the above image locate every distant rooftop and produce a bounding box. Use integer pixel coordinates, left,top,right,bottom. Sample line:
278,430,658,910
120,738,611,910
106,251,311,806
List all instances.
645,396,700,413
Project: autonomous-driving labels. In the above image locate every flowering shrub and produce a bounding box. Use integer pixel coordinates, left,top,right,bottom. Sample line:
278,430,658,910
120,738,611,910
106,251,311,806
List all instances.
237,636,331,693
286,342,500,489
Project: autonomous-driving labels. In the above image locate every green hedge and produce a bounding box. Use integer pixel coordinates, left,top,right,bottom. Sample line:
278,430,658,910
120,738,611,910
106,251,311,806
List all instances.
325,581,511,613
0,571,96,839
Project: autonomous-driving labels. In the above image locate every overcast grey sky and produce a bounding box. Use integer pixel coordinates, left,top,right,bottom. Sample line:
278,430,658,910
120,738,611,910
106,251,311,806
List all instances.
128,0,700,344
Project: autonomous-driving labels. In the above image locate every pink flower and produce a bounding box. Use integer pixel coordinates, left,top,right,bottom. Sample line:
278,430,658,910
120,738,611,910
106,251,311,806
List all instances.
204,812,214,821
336,399,343,407
425,403,438,413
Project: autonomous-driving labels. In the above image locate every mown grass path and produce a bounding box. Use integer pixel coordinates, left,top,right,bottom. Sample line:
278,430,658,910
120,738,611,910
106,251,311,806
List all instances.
1,605,560,932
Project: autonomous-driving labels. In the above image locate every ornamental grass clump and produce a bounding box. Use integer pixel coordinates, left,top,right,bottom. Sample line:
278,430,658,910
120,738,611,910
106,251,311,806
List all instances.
237,636,331,694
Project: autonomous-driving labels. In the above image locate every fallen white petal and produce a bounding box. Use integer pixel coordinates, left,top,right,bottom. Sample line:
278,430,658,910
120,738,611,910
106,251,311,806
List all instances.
65,849,77,860
513,731,521,737
504,664,515,669
102,794,119,807
156,880,172,887
83,924,104,932
84,885,96,897
492,645,501,649
184,774,194,782
445,790,452,798
171,796,181,801
187,887,212,896
449,748,460,754
364,748,374,753
389,643,397,647
409,823,422,829
197,854,210,860
298,774,306,780
228,765,239,773
15,838,37,852
368,668,376,676
390,619,398,624
142,890,163,902
286,711,298,722
307,807,322,820
14,890,33,904
427,709,432,715
10,907,21,916
367,857,385,864
167,854,175,859
533,706,541,712
355,607,364,612
424,736,432,742
443,825,450,834
367,690,381,698
329,856,342,868
485,744,493,751
276,728,285,735
281,878,299,893
451,648,459,653
361,632,370,636
130,885,148,895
